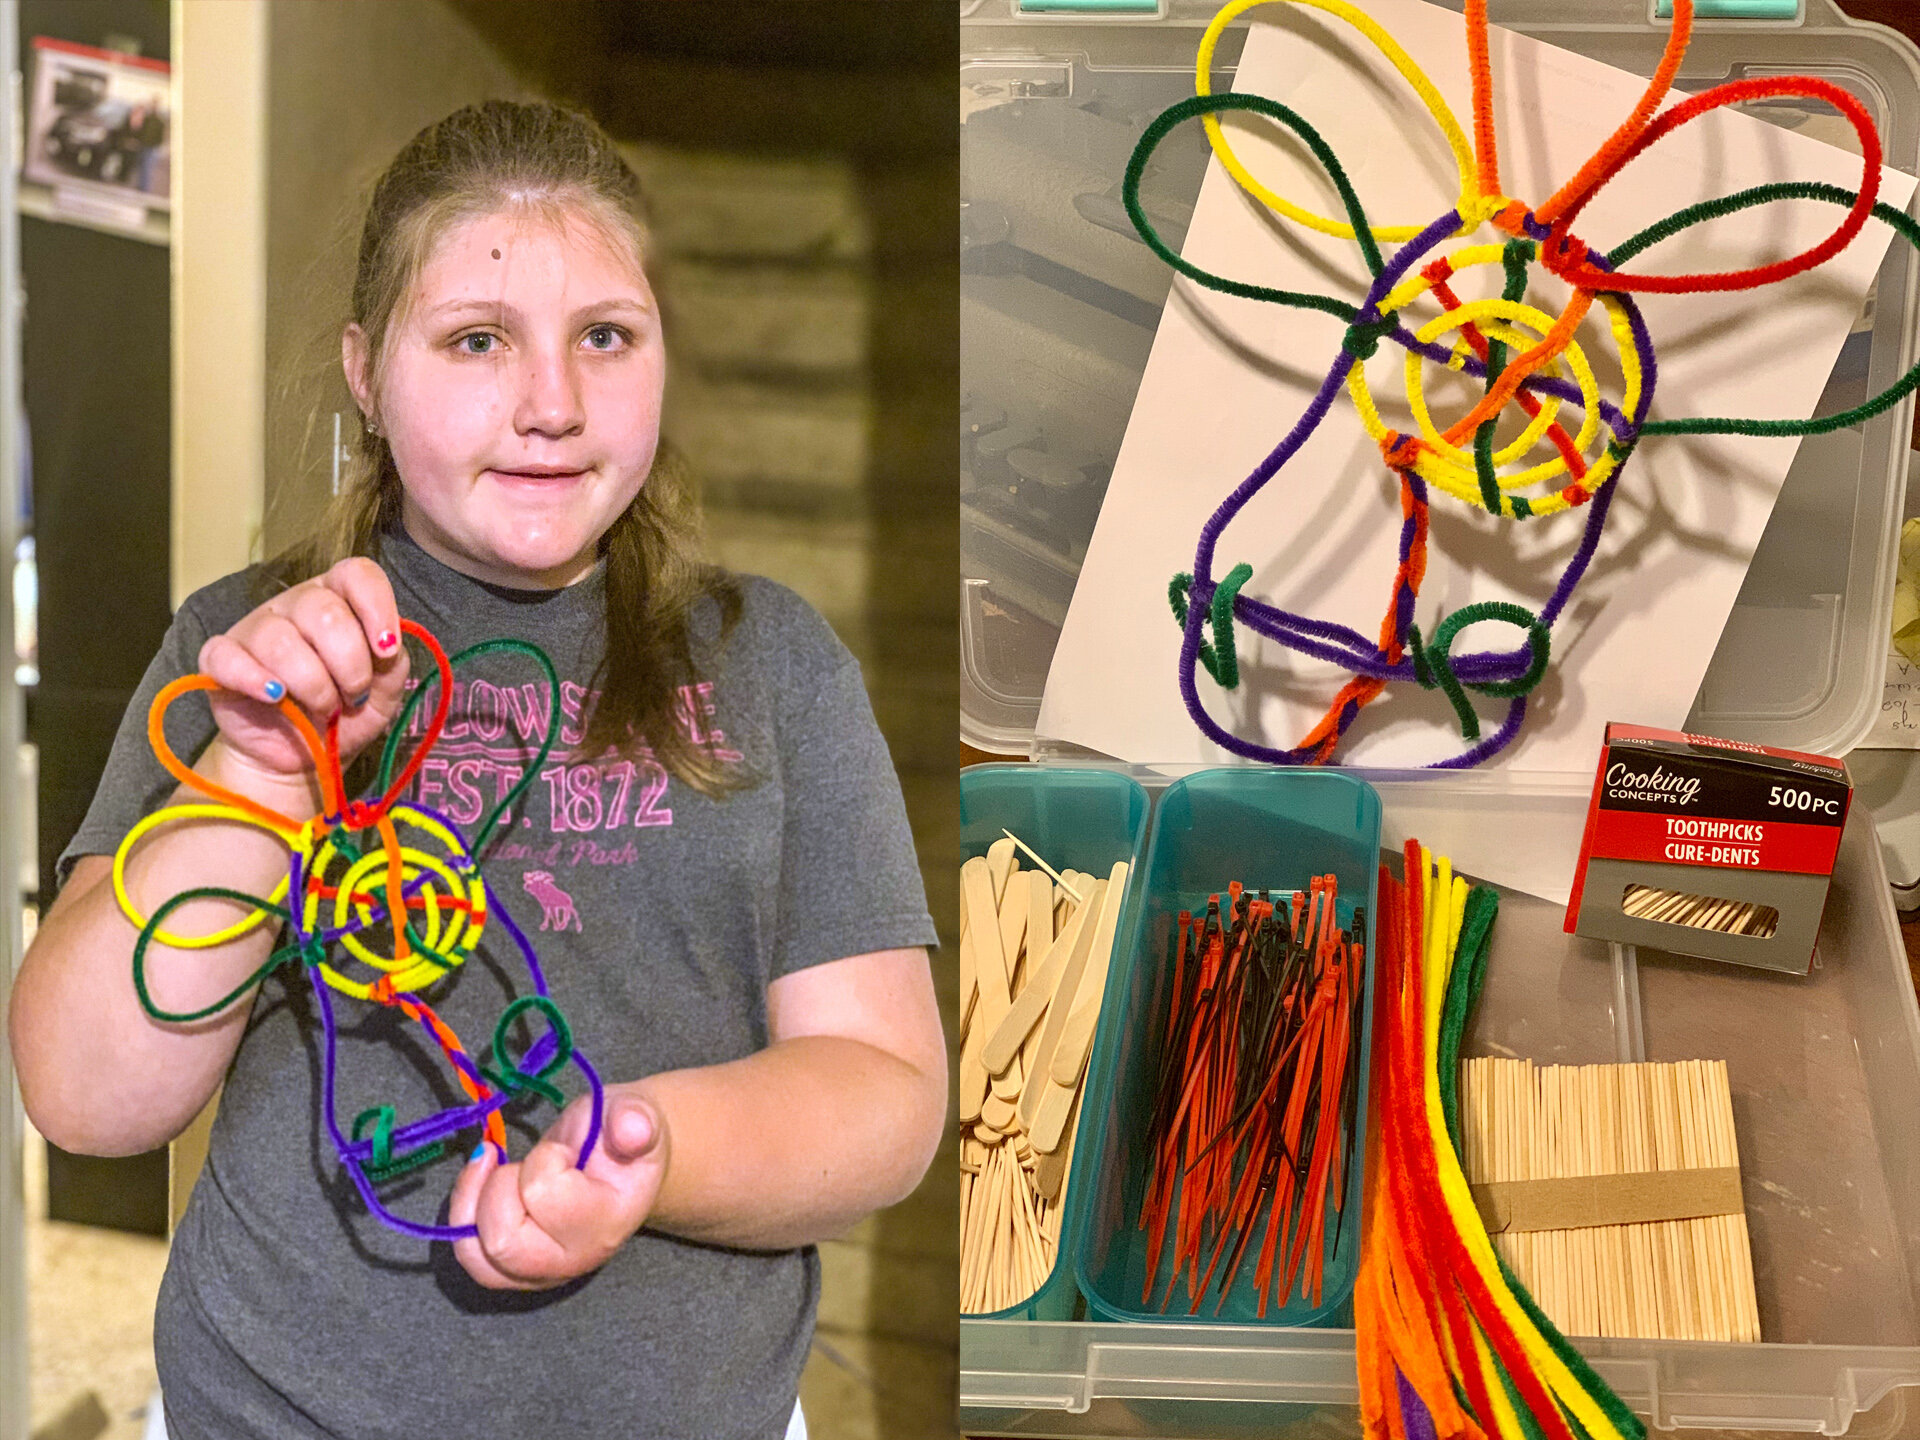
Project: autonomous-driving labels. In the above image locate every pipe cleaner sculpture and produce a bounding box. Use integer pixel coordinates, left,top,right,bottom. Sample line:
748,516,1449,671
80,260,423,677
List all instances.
113,619,605,1241
1359,842,1644,1440
1133,0,1920,767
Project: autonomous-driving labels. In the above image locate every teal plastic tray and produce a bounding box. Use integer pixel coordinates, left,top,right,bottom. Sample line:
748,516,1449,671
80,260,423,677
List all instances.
1072,768,1382,1327
961,764,1152,1320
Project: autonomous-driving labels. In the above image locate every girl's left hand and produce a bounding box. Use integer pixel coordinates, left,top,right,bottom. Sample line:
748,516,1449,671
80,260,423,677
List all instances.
447,1088,669,1290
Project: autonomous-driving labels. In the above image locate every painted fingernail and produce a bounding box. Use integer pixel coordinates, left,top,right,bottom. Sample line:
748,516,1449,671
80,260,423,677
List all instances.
263,679,286,701
469,1144,490,1163
376,630,399,654
353,690,371,708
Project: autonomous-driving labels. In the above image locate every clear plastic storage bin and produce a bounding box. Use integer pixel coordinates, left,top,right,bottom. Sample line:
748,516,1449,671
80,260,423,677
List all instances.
962,765,1153,1320
960,0,1920,762
965,776,1920,1437
960,0,1920,1434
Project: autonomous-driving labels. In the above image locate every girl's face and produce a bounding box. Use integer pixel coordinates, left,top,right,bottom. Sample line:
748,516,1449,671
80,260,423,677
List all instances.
345,204,663,589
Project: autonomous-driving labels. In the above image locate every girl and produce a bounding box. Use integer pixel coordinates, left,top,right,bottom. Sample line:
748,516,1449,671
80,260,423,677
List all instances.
7,100,946,1440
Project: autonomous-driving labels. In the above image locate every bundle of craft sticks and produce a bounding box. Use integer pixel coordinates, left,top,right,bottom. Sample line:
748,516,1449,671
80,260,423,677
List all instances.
1460,1057,1760,1342
959,834,1129,1314
1620,884,1778,939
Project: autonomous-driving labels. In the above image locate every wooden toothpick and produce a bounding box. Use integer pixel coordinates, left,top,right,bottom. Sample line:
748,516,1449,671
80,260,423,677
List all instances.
1001,829,1085,905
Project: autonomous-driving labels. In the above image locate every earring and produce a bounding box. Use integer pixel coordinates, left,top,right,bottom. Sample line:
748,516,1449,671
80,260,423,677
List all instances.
365,415,381,438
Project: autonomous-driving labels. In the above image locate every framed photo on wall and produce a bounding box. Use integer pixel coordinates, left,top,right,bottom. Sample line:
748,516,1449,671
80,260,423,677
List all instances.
22,36,170,210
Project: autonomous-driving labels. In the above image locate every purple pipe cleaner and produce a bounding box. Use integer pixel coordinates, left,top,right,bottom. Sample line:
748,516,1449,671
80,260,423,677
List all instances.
294,790,606,1242
1396,1365,1442,1440
1176,206,1657,767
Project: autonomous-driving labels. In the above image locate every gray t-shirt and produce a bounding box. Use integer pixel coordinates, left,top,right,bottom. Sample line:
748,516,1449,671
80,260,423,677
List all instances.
59,526,937,1440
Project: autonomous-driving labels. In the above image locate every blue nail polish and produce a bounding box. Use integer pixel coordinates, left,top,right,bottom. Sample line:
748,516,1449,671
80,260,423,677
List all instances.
263,680,285,701
353,690,371,708
470,1144,490,1163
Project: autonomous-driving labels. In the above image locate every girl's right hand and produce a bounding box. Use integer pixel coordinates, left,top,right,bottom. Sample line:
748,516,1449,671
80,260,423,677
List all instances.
196,558,412,789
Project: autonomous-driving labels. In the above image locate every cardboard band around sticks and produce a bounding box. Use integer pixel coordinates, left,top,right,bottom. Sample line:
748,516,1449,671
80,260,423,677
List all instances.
1471,1165,1743,1234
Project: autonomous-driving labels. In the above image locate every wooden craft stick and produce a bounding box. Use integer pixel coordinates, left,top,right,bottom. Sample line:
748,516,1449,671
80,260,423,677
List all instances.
1715,1061,1762,1341
1048,862,1129,1090
957,863,999,1122
959,874,978,1039
1018,879,1108,1131
1027,869,1054,977
988,875,1031,1103
982,1091,1019,1134
1048,982,1107,1091
1464,1056,1759,1345
1025,871,1120,1171
997,879,1030,1002
1029,1072,1078,1155
961,1155,990,1306
1055,873,1088,933
958,991,991,1124
1021,879,1067,1082
963,859,1013,1019
984,889,1093,1075
1034,1085,1082,1200
975,1146,1006,1310
960,847,1130,1315
1014,1168,1046,1290
986,836,1017,905
989,1063,1026,1103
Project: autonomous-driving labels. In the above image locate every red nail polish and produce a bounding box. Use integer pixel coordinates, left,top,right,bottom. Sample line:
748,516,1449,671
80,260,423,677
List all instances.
377,630,398,653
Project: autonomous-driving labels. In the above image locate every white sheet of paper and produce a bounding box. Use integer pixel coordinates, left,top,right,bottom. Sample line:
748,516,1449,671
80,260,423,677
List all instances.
1039,2,1916,790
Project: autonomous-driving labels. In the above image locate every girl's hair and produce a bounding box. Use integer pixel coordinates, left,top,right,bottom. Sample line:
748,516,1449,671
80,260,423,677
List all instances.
273,99,743,796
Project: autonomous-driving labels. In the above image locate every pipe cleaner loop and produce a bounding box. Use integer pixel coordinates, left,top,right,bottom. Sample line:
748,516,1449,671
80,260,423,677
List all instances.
352,1104,396,1169
1410,601,1551,741
1344,314,1400,361
352,1106,445,1183
1381,431,1424,471
482,994,575,1109
1539,230,1591,279
115,619,607,1242
1194,0,1481,245
1168,571,1193,626
1490,199,1543,239
1171,563,1256,689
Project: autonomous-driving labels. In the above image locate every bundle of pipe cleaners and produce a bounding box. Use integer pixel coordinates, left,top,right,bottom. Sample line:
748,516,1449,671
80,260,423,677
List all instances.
1136,875,1364,1318
1359,841,1643,1440
1132,0,1920,768
113,619,604,1241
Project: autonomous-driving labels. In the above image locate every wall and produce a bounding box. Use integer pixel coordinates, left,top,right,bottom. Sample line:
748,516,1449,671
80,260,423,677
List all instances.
261,0,533,558
172,0,263,608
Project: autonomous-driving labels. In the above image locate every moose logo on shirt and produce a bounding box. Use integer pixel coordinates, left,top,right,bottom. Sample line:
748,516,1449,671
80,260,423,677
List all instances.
522,871,583,931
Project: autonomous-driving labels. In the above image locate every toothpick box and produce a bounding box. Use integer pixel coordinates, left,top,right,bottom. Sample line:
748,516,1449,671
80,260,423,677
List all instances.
1564,723,1852,975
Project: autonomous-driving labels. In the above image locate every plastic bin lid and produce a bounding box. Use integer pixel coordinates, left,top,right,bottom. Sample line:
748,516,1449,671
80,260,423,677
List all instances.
960,0,1920,760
